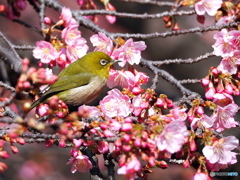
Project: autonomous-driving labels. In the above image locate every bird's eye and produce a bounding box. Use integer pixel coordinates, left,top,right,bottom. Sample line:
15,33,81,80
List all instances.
100,59,108,66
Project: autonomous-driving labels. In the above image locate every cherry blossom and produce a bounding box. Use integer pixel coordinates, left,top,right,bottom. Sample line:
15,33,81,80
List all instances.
67,154,92,173
156,120,189,154
66,39,89,62
194,0,222,16
33,41,58,63
117,156,141,180
202,136,238,165
211,103,238,132
191,172,210,180
212,29,238,58
90,32,114,55
60,7,77,27
78,105,102,117
190,115,213,130
98,141,109,153
218,50,240,74
112,38,146,67
100,89,132,118
107,69,137,90
62,25,82,46
212,92,234,107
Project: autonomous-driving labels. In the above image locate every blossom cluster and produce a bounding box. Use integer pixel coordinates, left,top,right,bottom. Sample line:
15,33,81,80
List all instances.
33,7,148,93
8,3,240,180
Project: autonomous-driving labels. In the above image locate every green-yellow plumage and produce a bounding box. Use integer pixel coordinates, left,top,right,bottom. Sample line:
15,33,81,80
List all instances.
30,51,117,110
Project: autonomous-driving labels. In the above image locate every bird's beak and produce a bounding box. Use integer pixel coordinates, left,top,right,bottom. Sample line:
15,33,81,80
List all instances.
111,59,122,64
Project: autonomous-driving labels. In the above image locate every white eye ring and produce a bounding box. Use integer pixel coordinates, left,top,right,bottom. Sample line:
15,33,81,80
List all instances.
100,59,108,66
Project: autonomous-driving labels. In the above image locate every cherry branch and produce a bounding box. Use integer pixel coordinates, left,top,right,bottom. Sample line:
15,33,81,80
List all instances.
151,52,215,66
77,9,195,19
110,21,240,39
118,0,176,7
0,31,22,74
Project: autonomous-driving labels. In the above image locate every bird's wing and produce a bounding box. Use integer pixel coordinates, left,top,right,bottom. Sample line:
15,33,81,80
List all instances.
29,73,93,110
45,72,92,95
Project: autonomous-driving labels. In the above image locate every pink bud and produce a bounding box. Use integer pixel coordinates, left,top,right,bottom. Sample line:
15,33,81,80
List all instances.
132,87,143,95
122,145,131,151
73,139,83,147
211,67,219,75
45,140,53,147
224,84,233,94
59,140,66,148
23,81,31,89
196,106,204,115
205,87,215,99
16,138,25,145
44,17,52,25
11,145,19,154
100,123,108,130
114,139,122,147
183,159,190,168
70,149,78,157
121,123,133,132
190,139,197,151
148,156,156,167
122,134,131,142
201,78,210,86
134,138,141,147
103,129,115,137
0,162,8,173
156,98,164,106
140,101,149,109
0,140,5,148
0,151,10,159
124,117,132,123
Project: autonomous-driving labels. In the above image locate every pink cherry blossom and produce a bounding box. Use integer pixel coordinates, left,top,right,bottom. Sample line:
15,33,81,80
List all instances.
202,136,238,165
191,172,210,180
37,104,49,116
105,3,116,24
194,0,222,16
66,39,89,62
111,38,146,67
117,157,141,180
135,71,149,85
212,92,233,107
216,15,234,25
90,32,113,55
191,114,213,130
78,105,102,117
156,120,189,154
73,139,83,148
100,89,132,118
169,106,187,121
60,7,77,27
109,120,122,131
205,83,216,100
107,69,137,90
98,141,109,153
218,50,240,74
62,25,82,46
132,95,144,116
33,41,58,63
67,154,92,173
211,103,238,132
212,29,238,58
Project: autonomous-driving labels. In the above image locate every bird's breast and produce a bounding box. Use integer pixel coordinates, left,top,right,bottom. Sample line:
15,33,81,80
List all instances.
59,76,107,106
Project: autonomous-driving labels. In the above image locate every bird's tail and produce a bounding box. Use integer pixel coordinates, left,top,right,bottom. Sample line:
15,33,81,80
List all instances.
29,95,49,112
